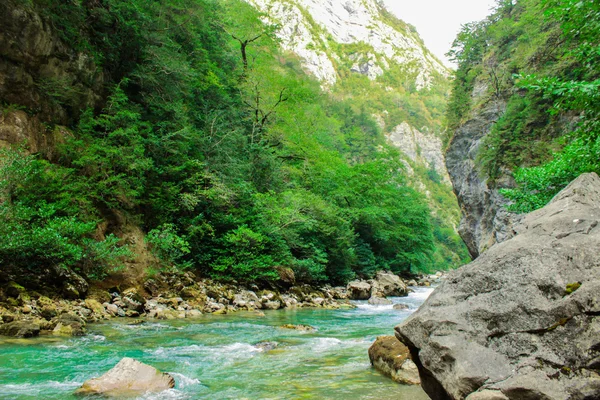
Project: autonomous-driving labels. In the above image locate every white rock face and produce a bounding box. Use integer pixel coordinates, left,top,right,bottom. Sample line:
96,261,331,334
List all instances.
252,0,338,85
387,122,450,183
245,0,448,89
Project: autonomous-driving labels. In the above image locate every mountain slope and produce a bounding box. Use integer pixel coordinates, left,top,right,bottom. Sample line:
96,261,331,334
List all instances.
0,0,463,295
244,0,469,268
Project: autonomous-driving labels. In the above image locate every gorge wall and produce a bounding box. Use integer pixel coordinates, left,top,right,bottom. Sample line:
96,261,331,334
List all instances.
0,0,105,153
445,94,519,259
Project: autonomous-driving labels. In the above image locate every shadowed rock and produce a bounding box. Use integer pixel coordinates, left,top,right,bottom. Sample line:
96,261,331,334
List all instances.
396,173,600,400
0,320,40,338
368,335,420,385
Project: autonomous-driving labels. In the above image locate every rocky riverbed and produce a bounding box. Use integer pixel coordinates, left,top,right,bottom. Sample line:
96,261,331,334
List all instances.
0,286,436,399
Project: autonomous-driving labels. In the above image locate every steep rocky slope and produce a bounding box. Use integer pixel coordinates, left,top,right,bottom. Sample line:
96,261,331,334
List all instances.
245,0,447,89
396,173,600,400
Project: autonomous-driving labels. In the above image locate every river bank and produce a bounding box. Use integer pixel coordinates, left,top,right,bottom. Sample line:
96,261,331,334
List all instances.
0,287,435,399
0,270,445,339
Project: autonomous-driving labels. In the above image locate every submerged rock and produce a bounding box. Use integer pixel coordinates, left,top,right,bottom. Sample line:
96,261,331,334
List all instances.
280,324,315,331
395,173,600,400
75,357,175,397
255,341,278,352
368,336,420,385
368,296,392,306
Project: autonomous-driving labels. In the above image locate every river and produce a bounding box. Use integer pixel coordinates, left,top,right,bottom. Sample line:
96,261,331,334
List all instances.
0,287,433,399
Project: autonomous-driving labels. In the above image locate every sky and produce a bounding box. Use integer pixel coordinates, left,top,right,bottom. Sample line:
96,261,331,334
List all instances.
383,0,497,67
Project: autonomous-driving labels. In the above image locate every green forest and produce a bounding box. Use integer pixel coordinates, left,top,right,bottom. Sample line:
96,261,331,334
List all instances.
446,0,600,212
1,0,468,288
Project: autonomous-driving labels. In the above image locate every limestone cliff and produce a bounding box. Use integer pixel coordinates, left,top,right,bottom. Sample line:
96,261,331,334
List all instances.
445,95,520,258
244,0,448,89
388,122,450,184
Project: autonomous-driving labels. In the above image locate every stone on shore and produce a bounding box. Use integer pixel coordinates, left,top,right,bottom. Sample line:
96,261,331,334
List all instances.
395,173,600,400
368,336,420,385
346,280,371,300
0,320,40,338
75,357,175,397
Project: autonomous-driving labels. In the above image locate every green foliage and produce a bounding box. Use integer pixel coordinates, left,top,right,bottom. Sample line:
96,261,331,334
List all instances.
444,21,488,135
0,147,129,279
60,82,152,210
478,93,556,180
146,224,191,268
495,0,600,211
500,137,599,212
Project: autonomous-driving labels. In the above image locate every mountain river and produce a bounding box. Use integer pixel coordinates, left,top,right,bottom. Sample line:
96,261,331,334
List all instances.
0,287,433,399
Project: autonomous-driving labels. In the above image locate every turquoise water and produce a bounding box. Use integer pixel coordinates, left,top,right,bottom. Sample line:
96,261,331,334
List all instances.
0,288,433,399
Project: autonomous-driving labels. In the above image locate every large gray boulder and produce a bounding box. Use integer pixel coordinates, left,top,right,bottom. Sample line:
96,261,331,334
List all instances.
374,271,409,297
395,173,600,400
75,357,175,397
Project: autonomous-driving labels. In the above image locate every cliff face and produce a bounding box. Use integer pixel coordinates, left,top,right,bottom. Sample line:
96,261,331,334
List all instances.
388,122,450,184
0,0,105,153
445,96,520,258
245,0,448,89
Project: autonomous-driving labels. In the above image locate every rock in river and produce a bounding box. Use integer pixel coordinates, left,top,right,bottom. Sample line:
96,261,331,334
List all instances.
368,336,420,385
75,357,175,397
374,271,408,297
395,173,600,400
368,296,392,305
280,324,315,331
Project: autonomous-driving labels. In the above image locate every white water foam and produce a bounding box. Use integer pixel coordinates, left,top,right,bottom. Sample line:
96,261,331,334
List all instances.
355,303,394,311
1,380,83,395
170,372,201,388
81,334,106,342
152,342,260,361
221,342,261,355
309,337,343,352
408,287,435,301
152,344,206,356
141,388,189,400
